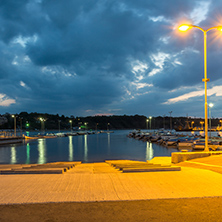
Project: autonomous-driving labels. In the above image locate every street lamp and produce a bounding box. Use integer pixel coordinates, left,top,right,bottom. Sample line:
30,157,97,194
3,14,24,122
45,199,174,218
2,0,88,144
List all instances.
179,24,222,152
163,115,166,129
39,117,46,135
69,120,72,132
12,115,16,137
84,122,87,131
200,121,204,130
146,119,149,129
209,103,214,138
19,117,23,136
191,121,194,129
169,111,172,130
220,120,222,128
149,116,152,129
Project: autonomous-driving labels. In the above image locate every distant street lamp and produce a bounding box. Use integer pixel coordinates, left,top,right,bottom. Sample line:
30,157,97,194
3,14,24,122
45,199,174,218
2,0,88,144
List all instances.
149,116,152,129
69,120,72,132
96,123,98,131
146,119,149,129
200,121,204,130
179,24,222,151
12,115,16,137
191,121,194,129
209,103,214,138
107,123,110,131
40,117,46,135
84,122,87,131
163,115,166,129
169,111,172,130
220,120,222,128
19,117,23,136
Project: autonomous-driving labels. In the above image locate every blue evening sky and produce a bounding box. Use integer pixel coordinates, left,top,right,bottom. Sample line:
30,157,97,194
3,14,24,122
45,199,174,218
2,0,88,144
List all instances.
0,0,222,117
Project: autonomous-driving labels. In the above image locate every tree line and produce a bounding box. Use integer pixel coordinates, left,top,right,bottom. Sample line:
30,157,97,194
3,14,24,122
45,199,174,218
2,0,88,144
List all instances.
0,112,221,131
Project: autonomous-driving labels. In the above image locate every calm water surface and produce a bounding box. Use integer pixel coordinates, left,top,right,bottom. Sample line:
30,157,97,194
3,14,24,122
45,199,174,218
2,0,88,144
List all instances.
0,130,178,164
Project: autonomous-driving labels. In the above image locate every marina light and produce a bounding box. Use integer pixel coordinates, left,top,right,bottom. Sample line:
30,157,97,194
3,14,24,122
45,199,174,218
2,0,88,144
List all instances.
209,103,214,108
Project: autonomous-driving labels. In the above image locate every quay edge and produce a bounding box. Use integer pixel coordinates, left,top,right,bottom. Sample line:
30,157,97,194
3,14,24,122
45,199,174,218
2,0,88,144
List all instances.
171,151,222,164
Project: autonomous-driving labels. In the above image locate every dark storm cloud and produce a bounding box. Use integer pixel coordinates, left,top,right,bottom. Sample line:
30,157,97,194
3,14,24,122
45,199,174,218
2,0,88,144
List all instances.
0,0,221,117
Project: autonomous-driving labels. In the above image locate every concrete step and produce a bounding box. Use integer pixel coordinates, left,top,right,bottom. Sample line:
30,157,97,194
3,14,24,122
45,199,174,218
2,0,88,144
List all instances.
122,166,181,173
1,168,65,174
106,159,181,173
0,162,82,174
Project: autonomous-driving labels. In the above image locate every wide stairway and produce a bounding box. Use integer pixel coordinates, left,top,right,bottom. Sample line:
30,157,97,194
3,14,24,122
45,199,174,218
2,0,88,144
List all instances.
0,159,181,174
106,160,181,173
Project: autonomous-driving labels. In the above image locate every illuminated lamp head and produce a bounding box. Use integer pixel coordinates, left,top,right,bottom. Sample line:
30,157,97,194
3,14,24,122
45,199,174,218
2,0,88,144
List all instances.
178,24,192,32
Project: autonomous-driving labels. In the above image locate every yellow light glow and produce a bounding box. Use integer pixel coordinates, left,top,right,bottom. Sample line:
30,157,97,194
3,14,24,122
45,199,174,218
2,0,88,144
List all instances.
178,25,191,32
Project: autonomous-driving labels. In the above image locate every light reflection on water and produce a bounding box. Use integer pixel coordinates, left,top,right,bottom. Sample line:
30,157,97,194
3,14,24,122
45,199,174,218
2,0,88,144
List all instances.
0,130,177,164
69,136,73,161
10,146,16,164
146,142,154,161
26,143,30,164
38,139,47,164
84,134,88,162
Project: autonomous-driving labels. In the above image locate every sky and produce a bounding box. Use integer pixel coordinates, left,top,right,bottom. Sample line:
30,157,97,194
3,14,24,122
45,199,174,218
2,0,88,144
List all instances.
0,0,222,118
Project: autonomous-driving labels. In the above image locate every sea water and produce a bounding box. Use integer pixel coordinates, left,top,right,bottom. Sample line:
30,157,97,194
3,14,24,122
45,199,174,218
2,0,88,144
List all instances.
0,130,178,164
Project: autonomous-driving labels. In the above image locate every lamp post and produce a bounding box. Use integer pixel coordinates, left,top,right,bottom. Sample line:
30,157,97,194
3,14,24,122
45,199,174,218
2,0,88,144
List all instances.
19,117,23,136
84,122,87,131
163,115,166,129
146,119,149,129
191,121,194,129
69,120,72,132
39,117,46,135
169,111,172,130
178,24,222,152
149,116,152,130
209,103,214,138
12,115,16,137
220,120,222,128
200,121,204,130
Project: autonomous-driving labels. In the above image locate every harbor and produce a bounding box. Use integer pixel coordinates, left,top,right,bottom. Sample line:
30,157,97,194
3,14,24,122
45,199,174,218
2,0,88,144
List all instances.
128,129,222,151
0,130,174,165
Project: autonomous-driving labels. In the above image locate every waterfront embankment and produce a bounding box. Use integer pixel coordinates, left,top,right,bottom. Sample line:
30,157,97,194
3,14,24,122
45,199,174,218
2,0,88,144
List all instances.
1,155,222,221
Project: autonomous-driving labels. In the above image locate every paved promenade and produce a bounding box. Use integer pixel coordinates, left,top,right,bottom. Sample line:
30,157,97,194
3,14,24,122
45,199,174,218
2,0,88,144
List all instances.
1,156,222,205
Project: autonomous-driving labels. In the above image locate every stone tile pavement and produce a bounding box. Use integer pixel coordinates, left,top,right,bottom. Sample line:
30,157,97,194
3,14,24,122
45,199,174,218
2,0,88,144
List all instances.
0,156,222,205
